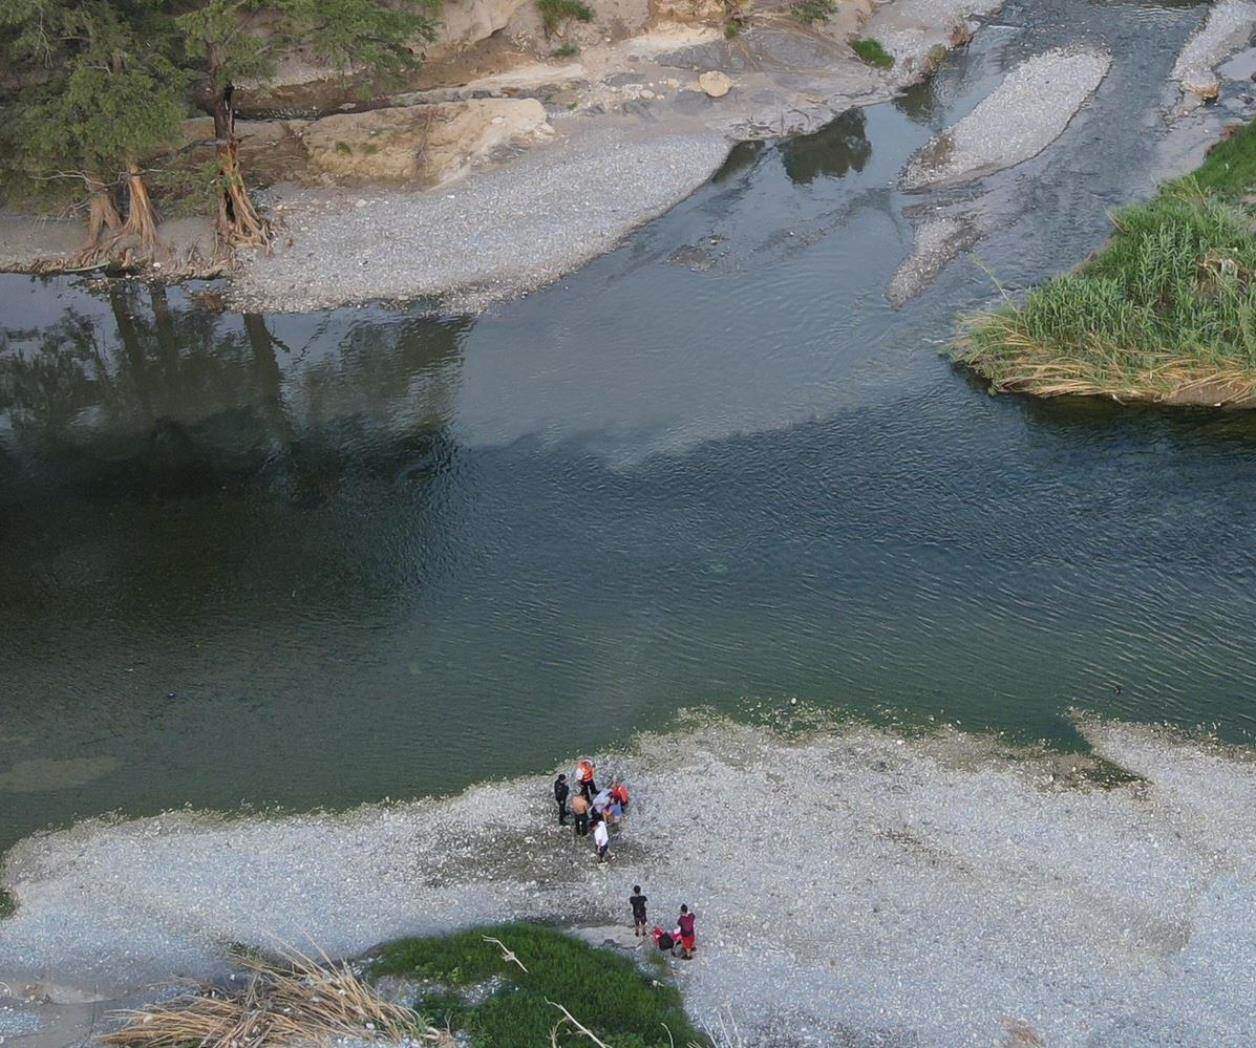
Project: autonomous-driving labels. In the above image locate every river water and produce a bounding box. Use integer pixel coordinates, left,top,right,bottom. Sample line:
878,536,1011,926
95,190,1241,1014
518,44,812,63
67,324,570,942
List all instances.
2,0,1254,854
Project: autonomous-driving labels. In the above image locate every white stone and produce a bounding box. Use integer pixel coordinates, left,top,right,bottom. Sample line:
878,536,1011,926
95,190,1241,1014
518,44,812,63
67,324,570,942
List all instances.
698,70,733,98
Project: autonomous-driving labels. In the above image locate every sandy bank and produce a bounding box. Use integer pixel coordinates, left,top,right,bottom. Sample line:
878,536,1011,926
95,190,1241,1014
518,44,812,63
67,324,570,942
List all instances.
2,716,1254,1046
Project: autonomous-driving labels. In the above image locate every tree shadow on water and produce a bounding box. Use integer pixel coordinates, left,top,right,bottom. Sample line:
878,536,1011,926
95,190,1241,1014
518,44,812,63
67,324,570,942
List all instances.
779,108,871,185
0,282,470,503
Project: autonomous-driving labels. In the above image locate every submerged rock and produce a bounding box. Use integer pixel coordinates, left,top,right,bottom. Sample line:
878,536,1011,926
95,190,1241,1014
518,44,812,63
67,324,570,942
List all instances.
887,212,980,306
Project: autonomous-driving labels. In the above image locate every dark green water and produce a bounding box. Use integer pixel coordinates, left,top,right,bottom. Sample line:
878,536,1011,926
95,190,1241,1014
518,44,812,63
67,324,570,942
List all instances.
2,0,1253,853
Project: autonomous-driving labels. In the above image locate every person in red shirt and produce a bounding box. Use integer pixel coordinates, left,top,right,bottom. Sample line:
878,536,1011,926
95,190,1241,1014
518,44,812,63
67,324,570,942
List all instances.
676,905,696,959
610,781,630,809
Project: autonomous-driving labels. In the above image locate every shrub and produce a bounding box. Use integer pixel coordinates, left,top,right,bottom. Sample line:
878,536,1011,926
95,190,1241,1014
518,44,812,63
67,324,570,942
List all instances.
852,37,894,69
791,0,836,24
536,0,594,35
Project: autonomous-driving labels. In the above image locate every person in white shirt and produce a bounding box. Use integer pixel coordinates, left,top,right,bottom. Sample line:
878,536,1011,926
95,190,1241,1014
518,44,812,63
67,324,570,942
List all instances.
593,816,610,862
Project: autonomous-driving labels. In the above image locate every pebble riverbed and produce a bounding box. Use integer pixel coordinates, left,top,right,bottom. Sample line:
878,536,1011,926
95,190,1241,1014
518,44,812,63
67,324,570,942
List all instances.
1,717,1253,1046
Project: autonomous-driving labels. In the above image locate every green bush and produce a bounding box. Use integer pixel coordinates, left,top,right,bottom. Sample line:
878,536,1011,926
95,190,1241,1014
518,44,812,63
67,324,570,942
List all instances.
791,0,836,24
371,923,703,1048
852,37,894,69
957,178,1256,400
536,0,594,35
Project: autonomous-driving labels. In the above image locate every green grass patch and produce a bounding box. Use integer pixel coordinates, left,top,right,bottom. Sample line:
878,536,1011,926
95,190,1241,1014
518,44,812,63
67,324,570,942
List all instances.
1188,119,1256,199
371,923,703,1047
0,888,14,919
956,122,1256,406
792,0,836,24
536,0,594,35
553,41,580,57
851,37,894,69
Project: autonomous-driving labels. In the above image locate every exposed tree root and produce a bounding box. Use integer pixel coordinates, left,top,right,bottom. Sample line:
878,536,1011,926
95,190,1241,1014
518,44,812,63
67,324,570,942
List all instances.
110,165,167,265
211,87,272,249
216,141,272,248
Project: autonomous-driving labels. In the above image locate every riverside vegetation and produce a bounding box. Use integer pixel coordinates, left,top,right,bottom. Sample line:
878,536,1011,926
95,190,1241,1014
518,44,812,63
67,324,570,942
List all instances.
0,0,439,263
371,924,705,1047
101,925,708,1047
956,119,1256,407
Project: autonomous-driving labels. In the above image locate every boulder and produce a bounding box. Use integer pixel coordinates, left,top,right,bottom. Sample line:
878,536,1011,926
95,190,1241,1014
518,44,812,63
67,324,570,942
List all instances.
300,99,553,185
698,70,733,98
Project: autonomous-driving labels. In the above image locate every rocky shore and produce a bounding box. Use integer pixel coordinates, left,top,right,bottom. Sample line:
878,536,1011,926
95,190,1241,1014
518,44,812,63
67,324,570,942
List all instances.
232,0,1006,313
0,0,1001,313
2,716,1254,1046
5,0,1256,315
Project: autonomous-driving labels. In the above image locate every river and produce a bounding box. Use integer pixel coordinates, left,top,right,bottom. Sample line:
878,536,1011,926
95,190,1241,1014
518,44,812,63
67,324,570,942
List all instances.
2,0,1254,856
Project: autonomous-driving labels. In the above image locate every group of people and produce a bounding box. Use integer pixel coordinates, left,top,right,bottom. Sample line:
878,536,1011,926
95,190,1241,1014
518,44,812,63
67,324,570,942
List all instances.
550,759,698,961
631,887,698,960
553,759,630,862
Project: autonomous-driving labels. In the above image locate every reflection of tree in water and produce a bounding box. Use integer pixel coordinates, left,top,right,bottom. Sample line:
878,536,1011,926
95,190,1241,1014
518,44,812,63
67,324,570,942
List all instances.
0,283,469,502
779,108,871,185
712,140,766,184
893,74,941,126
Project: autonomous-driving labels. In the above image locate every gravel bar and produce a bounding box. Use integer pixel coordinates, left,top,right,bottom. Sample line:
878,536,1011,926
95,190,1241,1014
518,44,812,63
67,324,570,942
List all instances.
2,718,1254,1046
902,48,1111,190
230,124,731,314
1172,0,1256,102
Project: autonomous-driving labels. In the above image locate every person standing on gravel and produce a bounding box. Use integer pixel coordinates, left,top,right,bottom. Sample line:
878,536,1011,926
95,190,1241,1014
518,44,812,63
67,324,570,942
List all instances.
593,815,610,863
554,773,570,826
570,791,590,837
630,886,648,936
576,758,597,801
676,905,696,959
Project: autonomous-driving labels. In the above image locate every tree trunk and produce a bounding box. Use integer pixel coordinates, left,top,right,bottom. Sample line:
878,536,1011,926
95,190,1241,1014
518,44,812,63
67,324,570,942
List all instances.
71,182,122,265
114,165,163,261
213,85,270,248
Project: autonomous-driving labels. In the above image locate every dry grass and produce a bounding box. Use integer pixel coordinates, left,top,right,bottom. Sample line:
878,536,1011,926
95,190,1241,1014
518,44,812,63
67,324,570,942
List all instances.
956,314,1256,405
102,947,451,1048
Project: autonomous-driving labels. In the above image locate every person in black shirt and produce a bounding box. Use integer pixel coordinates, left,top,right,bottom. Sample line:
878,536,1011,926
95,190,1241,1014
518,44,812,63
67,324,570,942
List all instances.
629,886,648,937
554,774,570,826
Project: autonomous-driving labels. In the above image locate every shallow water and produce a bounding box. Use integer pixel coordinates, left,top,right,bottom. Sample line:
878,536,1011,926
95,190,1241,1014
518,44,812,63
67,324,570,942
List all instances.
2,0,1254,853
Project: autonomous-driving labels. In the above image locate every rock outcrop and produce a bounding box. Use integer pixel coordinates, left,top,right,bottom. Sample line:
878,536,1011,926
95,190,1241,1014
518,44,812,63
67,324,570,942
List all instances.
299,99,553,185
435,0,535,49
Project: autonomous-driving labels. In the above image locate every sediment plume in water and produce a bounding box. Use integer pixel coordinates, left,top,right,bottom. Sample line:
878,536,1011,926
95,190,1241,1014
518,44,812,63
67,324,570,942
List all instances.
1,716,1254,1046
